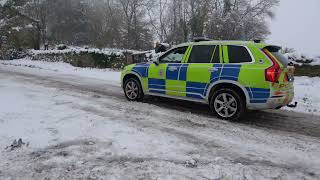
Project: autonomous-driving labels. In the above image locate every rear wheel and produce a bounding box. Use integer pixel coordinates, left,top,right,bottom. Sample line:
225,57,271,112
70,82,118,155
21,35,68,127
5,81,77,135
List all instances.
210,88,245,121
123,78,144,101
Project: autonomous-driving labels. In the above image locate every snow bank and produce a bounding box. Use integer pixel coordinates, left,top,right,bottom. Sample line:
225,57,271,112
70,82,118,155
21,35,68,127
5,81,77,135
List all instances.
1,58,120,85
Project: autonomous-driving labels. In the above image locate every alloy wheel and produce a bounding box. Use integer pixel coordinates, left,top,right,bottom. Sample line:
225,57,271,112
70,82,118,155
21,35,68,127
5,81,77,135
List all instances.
213,93,238,118
125,81,139,100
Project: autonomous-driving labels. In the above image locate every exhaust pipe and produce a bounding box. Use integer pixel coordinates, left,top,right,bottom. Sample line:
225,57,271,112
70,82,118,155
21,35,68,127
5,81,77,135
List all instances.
287,102,298,108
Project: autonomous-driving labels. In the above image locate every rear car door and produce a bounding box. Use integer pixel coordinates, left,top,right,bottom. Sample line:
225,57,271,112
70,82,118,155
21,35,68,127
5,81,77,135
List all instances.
185,45,221,100
223,45,271,104
147,46,188,96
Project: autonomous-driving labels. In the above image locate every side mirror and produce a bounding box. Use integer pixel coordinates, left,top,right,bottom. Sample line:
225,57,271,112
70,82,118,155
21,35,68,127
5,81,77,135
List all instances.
153,57,159,66
155,44,169,53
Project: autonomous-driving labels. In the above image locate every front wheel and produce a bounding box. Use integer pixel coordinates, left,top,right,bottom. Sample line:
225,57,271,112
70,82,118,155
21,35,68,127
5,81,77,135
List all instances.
123,78,144,101
209,88,246,121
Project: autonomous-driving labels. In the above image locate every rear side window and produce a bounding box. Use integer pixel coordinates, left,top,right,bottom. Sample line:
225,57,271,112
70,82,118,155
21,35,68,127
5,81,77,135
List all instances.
188,45,220,63
227,45,252,63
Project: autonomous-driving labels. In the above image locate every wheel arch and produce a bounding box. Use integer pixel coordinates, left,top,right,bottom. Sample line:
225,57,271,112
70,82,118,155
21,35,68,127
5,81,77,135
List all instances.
122,72,145,92
206,80,250,106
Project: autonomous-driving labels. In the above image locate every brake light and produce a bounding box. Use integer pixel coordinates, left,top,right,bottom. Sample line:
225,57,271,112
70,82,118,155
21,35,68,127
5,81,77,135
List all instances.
262,49,282,83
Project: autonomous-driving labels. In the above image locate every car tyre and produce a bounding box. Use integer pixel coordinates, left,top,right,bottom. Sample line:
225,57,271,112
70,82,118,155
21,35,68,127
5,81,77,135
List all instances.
210,88,245,121
123,77,144,101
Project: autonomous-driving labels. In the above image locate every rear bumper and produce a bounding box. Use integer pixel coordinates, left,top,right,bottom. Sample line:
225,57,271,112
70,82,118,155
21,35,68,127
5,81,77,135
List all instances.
248,91,294,110
268,94,294,108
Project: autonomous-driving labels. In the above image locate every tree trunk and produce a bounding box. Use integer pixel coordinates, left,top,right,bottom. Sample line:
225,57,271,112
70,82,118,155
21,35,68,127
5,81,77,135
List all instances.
34,24,41,50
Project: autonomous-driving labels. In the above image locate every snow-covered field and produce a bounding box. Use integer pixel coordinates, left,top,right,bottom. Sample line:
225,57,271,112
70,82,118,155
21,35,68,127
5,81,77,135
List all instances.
2,59,320,116
285,76,320,115
0,59,320,179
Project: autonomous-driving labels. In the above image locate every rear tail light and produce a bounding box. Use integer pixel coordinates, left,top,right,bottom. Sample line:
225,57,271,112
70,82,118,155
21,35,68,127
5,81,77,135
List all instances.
262,49,282,83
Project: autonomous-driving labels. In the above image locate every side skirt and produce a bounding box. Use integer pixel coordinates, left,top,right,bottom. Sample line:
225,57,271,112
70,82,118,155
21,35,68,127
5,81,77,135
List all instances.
145,91,208,104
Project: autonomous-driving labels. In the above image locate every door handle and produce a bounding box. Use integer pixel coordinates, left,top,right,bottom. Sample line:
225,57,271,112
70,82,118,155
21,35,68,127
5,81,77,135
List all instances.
168,67,178,71
208,67,219,72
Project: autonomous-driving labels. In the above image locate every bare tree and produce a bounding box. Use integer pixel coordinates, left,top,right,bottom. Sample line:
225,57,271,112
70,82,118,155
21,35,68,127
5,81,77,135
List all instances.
1,0,280,51
119,0,153,50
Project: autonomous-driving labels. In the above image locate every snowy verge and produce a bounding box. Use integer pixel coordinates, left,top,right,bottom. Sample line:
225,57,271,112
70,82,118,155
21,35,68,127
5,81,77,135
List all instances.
1,59,320,116
0,58,121,85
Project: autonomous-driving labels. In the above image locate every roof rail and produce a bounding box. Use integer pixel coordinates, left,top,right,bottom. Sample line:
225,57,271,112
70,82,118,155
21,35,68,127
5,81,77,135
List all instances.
193,37,212,42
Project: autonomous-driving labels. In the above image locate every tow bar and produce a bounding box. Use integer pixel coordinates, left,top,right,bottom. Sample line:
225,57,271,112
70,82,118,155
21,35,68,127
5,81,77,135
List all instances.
287,102,298,108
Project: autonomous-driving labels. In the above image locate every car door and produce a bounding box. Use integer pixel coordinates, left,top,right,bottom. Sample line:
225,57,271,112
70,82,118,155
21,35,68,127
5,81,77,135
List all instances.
221,45,252,82
147,46,189,96
222,45,271,104
186,45,222,99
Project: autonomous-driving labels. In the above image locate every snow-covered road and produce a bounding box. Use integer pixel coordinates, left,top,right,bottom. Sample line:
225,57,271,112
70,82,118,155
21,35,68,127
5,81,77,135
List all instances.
0,61,320,179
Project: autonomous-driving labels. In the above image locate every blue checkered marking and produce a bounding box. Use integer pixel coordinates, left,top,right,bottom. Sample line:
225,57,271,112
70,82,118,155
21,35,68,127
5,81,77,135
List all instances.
187,82,207,95
132,63,150,78
246,87,253,98
148,78,166,90
246,87,271,103
166,64,182,80
204,64,242,96
210,64,223,83
179,64,188,81
220,64,241,81
149,89,166,94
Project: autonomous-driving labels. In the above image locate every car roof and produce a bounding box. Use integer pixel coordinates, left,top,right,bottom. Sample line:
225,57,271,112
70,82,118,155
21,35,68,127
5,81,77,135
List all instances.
176,40,278,49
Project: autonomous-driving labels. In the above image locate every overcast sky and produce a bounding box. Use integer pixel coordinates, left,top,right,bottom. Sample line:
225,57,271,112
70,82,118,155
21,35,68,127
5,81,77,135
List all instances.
268,0,320,56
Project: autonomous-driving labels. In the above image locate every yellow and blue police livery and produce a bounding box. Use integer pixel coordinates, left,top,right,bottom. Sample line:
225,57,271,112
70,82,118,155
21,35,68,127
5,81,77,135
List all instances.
121,40,295,121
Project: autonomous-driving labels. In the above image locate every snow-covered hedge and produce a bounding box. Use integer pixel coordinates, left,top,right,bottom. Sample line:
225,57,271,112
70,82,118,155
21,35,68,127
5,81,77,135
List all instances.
283,53,320,77
284,53,320,66
29,46,140,69
30,46,133,57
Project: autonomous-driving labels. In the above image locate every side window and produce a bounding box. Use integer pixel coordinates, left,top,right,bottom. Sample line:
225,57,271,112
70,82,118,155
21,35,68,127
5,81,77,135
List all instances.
188,45,220,63
227,45,252,63
159,47,188,63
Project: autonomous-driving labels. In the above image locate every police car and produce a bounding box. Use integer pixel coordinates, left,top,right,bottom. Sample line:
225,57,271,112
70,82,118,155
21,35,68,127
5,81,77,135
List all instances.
121,40,295,121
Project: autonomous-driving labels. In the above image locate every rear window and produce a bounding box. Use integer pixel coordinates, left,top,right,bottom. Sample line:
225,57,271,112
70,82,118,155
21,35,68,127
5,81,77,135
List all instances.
188,45,219,63
271,52,290,67
264,46,290,66
227,45,252,63
271,52,289,66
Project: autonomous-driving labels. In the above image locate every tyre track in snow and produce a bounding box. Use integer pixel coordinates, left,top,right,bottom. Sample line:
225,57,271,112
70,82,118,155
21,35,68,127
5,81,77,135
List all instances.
1,67,320,138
